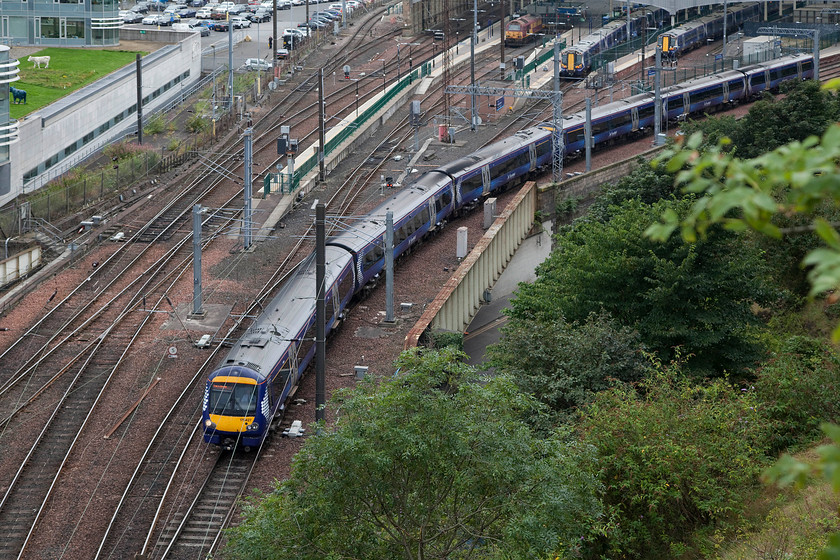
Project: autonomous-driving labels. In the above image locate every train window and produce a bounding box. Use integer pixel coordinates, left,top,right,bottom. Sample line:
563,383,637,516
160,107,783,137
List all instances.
612,111,632,128
751,73,766,86
536,140,551,157
339,268,353,300
592,120,609,137
689,84,723,105
802,60,814,73
769,69,781,83
638,104,655,119
460,172,483,196
208,382,258,415
299,322,315,363
781,65,797,79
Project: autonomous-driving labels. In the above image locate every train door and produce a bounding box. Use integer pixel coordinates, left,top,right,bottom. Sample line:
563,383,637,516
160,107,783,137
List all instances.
722,80,729,103
481,165,491,195
631,107,639,131
427,199,437,230
682,91,690,117
528,143,536,171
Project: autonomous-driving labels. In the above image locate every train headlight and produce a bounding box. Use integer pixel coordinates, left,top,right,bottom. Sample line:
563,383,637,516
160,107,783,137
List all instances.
204,419,215,429
247,422,261,431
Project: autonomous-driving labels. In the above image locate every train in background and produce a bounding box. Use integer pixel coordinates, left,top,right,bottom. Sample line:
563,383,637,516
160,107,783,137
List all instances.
505,14,544,46
560,7,667,78
661,2,762,59
202,52,814,452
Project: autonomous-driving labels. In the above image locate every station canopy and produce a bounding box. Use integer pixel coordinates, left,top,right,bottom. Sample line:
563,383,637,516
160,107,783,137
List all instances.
639,1,767,15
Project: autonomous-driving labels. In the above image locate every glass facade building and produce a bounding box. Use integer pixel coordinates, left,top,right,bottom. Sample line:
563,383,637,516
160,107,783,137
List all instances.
0,45,19,195
0,0,121,46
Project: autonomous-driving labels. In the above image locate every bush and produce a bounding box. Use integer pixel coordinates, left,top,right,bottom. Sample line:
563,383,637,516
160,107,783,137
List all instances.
104,140,154,161
754,335,840,454
577,359,769,558
143,113,166,135
186,114,208,133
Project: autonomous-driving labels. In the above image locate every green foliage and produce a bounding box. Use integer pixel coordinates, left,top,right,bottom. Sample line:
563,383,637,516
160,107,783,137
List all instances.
512,197,773,376
103,140,154,162
427,330,463,350
166,137,181,152
577,359,769,558
186,114,208,133
9,47,143,119
143,113,166,136
224,347,602,560
583,159,679,223
487,311,647,422
754,336,840,454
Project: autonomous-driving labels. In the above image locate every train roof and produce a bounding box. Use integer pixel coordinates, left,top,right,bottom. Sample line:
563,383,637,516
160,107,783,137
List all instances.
217,246,353,381
326,171,452,253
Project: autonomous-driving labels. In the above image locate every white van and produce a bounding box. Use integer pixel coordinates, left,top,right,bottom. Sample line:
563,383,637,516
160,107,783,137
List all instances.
172,22,193,31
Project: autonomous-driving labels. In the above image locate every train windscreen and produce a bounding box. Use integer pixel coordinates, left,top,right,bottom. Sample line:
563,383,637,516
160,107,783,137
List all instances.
508,23,521,31
208,382,258,415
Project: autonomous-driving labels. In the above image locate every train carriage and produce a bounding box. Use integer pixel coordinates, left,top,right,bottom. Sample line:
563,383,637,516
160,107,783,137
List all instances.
560,8,664,78
202,247,355,451
326,172,454,292
662,2,761,58
505,14,544,46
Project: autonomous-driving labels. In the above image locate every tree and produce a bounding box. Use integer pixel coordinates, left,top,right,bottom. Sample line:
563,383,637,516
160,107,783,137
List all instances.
511,198,773,376
646,80,840,560
487,311,647,423
223,348,602,560
576,358,769,559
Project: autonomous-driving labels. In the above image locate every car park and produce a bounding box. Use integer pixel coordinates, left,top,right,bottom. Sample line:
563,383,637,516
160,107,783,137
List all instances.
142,14,169,24
230,16,251,27
244,58,273,70
247,9,271,22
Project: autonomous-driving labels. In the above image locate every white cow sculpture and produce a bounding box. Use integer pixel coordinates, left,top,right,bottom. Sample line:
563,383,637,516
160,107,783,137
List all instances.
28,56,50,68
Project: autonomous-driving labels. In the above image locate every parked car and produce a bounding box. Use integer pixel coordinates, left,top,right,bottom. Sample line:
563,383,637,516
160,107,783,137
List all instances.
196,7,213,17
247,9,271,22
211,19,230,30
275,47,289,59
231,16,251,27
228,4,246,14
244,57,273,70
211,6,229,18
308,17,329,27
277,0,291,9
190,0,207,7
130,3,149,13
284,27,307,37
299,20,322,28
177,8,197,17
121,10,145,22
142,14,169,24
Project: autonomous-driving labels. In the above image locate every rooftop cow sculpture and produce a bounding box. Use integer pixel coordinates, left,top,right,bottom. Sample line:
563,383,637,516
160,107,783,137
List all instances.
9,85,26,104
28,55,50,68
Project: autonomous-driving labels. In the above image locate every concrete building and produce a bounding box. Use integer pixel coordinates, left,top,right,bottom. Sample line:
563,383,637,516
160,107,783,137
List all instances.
0,0,121,47
0,29,202,207
0,46,20,193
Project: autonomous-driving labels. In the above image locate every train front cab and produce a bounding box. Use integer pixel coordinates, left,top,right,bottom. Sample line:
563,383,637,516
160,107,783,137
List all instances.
203,368,267,451
560,49,586,77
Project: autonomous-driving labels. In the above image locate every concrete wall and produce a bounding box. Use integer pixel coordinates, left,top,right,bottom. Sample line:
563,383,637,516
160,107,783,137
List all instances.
0,244,40,288
405,181,536,346
3,29,202,208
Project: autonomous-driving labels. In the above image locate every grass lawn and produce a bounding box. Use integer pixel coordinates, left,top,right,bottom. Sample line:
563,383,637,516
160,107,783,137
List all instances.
9,48,146,120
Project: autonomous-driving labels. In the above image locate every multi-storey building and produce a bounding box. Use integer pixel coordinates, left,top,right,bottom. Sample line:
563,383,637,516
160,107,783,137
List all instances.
0,0,121,46
0,45,19,195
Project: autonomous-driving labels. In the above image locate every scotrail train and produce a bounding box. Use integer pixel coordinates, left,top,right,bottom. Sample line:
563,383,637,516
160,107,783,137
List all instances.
202,52,814,451
560,7,667,78
661,2,762,59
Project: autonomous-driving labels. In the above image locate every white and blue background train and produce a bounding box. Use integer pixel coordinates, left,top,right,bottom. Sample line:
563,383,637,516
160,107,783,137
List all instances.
202,52,815,451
